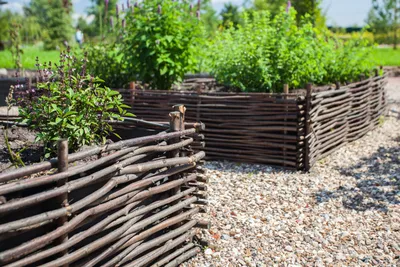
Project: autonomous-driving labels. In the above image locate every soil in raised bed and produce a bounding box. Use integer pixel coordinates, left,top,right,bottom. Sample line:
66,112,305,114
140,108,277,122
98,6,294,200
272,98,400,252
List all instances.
0,126,43,172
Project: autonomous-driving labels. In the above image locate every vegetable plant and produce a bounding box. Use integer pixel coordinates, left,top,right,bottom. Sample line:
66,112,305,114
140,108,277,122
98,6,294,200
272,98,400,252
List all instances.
18,48,134,156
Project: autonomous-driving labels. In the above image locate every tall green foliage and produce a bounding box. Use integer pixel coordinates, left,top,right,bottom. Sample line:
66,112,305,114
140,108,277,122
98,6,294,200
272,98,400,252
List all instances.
24,0,73,50
252,0,326,28
207,9,375,92
198,0,220,36
220,3,242,28
121,0,201,90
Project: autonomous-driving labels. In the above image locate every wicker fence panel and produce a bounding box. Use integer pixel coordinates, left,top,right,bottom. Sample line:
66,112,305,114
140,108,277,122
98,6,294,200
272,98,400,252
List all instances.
115,75,387,171
0,114,207,267
119,89,306,170
308,75,387,167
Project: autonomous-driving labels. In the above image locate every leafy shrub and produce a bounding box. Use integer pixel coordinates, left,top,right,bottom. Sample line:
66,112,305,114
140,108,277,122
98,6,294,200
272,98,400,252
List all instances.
121,0,202,90
81,43,131,88
207,9,376,92
18,49,133,156
319,31,374,84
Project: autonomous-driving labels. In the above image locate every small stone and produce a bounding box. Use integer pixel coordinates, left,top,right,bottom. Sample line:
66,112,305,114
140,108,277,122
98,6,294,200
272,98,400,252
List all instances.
285,245,293,252
221,234,230,240
204,248,213,255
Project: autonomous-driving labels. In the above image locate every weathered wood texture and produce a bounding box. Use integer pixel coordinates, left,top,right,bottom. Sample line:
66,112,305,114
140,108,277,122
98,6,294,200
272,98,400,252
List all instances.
307,74,387,169
115,74,387,171
116,88,305,170
0,113,206,267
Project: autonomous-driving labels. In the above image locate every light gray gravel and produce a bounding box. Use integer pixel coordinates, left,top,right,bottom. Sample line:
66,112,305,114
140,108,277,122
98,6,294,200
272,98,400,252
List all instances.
182,82,400,266
387,77,400,103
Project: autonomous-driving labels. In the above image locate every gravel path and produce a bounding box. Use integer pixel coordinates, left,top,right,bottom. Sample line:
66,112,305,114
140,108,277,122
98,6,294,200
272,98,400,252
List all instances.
182,85,400,266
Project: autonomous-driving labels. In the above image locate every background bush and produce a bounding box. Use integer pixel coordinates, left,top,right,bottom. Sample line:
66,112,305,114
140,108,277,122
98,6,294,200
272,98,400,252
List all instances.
82,43,131,88
121,0,202,90
207,9,376,92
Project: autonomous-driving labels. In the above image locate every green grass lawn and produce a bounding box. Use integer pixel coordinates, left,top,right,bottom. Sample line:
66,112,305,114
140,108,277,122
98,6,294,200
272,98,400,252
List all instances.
1,45,400,70
371,47,400,66
0,46,60,69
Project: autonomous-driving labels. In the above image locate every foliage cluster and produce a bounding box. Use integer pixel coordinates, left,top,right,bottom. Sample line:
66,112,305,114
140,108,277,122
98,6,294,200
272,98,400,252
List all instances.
120,0,202,90
17,49,133,155
23,0,73,50
206,9,375,92
252,0,326,28
78,43,131,88
9,22,23,71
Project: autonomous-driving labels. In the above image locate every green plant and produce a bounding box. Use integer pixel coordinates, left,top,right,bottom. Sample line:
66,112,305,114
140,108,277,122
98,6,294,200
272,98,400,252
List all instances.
207,8,376,92
18,48,134,156
121,0,202,90
4,85,25,167
320,30,375,84
80,43,130,88
9,22,23,71
24,0,73,50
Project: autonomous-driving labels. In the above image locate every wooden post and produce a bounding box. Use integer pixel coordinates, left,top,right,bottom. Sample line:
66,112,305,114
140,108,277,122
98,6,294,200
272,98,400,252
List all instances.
56,139,69,265
173,104,187,156
129,81,135,106
168,111,181,159
283,84,289,168
304,83,313,171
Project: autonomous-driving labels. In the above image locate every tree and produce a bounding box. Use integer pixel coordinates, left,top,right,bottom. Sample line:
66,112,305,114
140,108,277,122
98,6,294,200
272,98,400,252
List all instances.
252,0,326,27
220,3,241,28
367,0,400,49
24,0,73,50
0,9,12,49
198,0,220,36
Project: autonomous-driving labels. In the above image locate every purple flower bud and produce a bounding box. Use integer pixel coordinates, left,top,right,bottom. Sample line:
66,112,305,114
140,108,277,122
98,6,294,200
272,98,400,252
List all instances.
110,17,114,28
158,5,161,14
196,10,200,19
122,3,125,11
122,19,126,28
189,4,193,11
286,1,291,13
116,4,119,18
105,0,109,13
127,0,130,9
134,2,138,7
197,0,201,10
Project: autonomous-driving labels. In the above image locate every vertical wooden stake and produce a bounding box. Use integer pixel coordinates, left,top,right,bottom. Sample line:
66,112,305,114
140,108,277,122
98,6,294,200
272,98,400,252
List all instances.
129,81,135,106
173,104,186,155
168,111,181,159
56,139,69,266
304,83,313,171
168,110,184,226
283,84,289,168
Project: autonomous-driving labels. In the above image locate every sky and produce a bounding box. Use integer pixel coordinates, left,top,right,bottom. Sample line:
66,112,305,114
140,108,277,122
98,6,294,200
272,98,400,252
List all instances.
2,0,373,27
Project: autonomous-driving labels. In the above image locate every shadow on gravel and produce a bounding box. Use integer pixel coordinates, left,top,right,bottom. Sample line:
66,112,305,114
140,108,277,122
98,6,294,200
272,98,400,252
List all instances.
315,138,400,213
